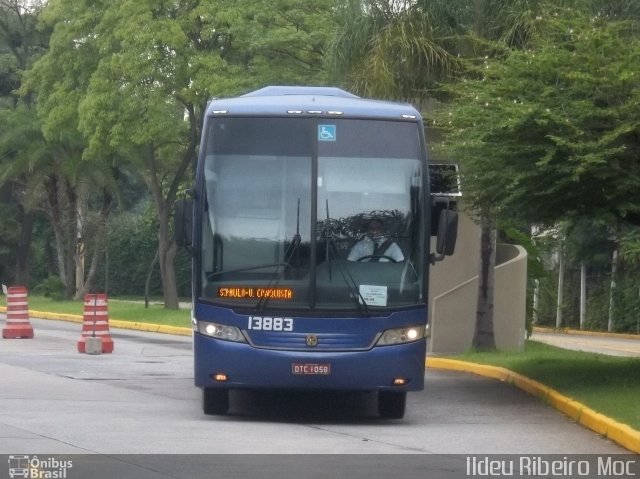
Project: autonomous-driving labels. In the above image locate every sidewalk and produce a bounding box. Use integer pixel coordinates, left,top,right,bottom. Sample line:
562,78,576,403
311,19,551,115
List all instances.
532,326,640,357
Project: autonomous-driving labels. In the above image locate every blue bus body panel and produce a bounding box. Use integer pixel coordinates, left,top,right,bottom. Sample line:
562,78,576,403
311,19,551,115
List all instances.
193,303,427,392
194,334,426,391
207,87,422,121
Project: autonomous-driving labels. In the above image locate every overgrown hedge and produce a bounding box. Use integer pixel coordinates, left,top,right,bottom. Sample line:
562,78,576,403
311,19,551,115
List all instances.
25,205,190,300
90,209,191,298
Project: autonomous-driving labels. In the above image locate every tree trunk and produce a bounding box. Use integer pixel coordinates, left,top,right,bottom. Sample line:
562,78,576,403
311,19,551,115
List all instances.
15,208,34,286
83,190,113,295
158,214,179,310
145,247,160,309
608,249,617,333
144,147,180,310
44,174,78,299
63,179,77,299
143,121,196,310
579,261,586,330
45,175,69,288
141,103,196,309
532,279,539,325
74,183,88,299
555,243,564,329
472,212,496,351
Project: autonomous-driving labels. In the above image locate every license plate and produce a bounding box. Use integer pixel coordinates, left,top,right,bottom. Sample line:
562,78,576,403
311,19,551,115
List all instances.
292,363,331,375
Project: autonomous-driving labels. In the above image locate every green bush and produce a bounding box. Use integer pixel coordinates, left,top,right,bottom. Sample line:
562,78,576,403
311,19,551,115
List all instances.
533,258,640,333
32,276,66,301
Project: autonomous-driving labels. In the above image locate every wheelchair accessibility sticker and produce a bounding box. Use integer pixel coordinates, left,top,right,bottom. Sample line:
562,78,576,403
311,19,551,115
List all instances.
318,125,336,141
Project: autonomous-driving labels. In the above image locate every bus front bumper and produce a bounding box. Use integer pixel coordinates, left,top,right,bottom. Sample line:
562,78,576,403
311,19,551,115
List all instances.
193,332,426,392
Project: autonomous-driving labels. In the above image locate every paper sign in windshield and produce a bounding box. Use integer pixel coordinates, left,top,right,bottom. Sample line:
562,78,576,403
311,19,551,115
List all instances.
359,285,388,307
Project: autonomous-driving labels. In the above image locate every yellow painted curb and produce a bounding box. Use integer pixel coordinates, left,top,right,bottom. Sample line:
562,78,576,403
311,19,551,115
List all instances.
1,308,193,337
29,310,83,323
109,319,191,336
426,357,640,454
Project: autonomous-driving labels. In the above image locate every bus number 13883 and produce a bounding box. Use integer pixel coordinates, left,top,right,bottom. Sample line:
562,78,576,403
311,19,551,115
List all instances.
247,316,294,332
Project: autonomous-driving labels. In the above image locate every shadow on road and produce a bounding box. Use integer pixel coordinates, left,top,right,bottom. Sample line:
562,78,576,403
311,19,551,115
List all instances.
219,389,389,424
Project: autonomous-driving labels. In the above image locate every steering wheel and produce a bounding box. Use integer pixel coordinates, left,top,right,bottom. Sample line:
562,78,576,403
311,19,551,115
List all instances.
356,255,398,263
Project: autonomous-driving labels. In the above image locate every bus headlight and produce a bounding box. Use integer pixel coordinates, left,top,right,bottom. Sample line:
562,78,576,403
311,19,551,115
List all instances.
198,321,247,343
376,325,426,346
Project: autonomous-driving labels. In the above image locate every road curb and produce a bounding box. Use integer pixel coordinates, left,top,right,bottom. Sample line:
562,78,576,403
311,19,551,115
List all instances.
0,306,192,336
426,357,640,454
109,320,191,336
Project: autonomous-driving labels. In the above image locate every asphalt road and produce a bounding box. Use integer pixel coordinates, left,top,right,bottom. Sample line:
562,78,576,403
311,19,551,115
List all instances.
0,317,633,478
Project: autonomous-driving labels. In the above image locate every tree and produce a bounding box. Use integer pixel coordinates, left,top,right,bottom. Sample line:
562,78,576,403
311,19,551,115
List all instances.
18,0,123,299
438,7,640,227
0,0,49,286
230,0,335,86
0,0,48,104
330,0,464,100
330,0,554,350
79,0,334,308
437,5,640,343
25,0,337,307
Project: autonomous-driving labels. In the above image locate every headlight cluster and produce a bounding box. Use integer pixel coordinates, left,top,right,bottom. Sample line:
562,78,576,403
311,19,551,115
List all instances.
376,325,427,346
198,321,247,343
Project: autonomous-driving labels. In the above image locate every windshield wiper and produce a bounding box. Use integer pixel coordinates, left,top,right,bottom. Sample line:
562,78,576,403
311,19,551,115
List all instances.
284,197,302,265
206,262,292,281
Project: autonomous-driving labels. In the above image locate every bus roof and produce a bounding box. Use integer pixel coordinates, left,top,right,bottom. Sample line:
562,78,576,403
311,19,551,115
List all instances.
206,86,422,120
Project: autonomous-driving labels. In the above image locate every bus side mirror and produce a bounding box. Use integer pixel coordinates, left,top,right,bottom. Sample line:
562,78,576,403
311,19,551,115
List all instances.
174,199,193,247
434,209,458,261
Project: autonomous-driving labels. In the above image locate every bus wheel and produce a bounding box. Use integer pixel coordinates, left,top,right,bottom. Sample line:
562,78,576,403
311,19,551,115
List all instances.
378,391,406,419
203,388,229,415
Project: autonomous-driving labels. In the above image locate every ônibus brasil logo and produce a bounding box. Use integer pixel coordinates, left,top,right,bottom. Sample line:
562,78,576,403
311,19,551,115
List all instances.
8,455,73,479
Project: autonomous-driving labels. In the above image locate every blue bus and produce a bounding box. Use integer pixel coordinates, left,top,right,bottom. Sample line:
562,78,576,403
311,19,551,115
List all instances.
175,86,457,418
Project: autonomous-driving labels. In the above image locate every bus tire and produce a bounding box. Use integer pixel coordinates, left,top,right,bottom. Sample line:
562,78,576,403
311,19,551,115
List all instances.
378,391,406,419
202,388,229,415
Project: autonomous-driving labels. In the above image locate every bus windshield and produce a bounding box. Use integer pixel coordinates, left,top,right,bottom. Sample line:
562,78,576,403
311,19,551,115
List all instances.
200,117,425,312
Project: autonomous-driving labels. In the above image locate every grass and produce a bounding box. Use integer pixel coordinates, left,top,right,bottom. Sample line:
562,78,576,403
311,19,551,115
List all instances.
17,295,191,328
456,341,640,430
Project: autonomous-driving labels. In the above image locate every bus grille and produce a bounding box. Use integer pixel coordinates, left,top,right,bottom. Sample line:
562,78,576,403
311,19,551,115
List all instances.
246,331,378,351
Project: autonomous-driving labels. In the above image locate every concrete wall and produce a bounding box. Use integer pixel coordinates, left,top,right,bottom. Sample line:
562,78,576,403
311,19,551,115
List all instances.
427,212,527,354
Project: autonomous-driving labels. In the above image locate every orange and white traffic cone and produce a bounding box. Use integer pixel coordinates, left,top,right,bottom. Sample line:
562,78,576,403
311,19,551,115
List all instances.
2,285,34,339
77,293,114,353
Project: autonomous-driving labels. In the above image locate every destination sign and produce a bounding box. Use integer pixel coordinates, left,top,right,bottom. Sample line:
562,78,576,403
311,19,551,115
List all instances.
218,287,294,300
